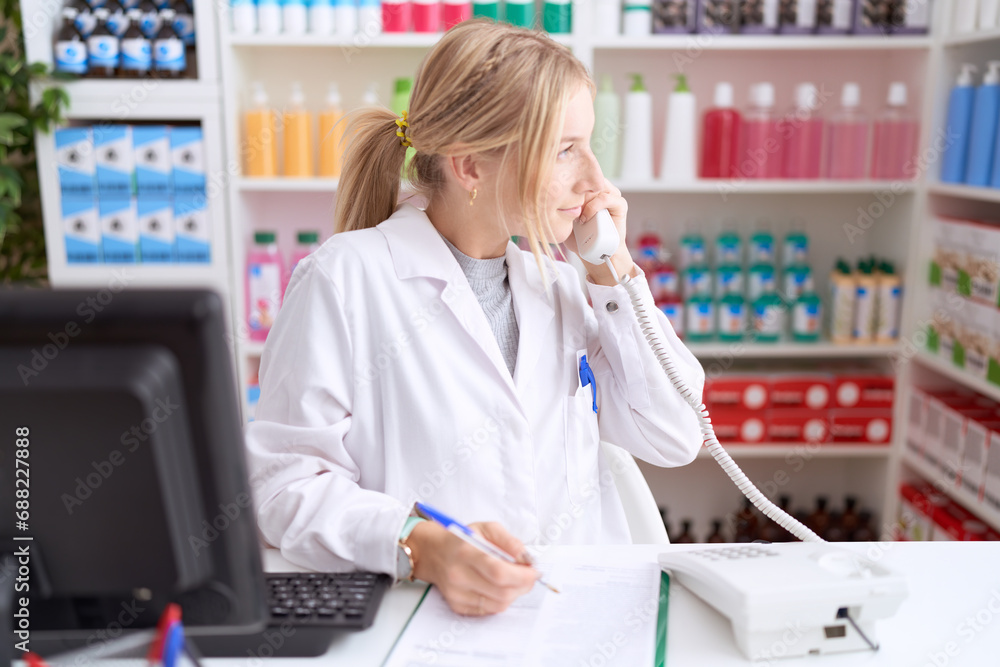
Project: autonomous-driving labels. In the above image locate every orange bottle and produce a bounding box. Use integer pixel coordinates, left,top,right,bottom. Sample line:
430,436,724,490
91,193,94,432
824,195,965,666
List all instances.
318,83,345,179
283,82,314,177
244,82,278,177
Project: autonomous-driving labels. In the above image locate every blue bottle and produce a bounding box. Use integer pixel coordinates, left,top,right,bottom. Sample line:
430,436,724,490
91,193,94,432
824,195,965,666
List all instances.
968,61,1000,187
941,63,978,184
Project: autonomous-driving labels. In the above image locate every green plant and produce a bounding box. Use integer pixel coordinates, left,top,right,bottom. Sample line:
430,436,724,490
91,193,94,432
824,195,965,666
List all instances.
1,0,71,284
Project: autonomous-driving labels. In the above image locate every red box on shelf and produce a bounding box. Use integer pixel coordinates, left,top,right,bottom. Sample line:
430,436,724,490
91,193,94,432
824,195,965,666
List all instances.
770,374,833,410
712,410,767,444
767,409,830,443
829,409,893,444
704,376,770,412
832,374,894,408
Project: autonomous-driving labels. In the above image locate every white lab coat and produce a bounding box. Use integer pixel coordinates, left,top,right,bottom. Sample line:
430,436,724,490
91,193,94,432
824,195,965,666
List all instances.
245,203,704,576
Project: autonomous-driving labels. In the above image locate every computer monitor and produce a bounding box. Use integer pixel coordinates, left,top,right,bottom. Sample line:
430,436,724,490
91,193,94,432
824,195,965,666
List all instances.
0,288,268,657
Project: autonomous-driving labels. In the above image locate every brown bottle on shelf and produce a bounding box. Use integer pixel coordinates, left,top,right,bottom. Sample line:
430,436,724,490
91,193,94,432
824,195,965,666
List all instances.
840,495,860,536
824,510,847,541
807,496,831,537
706,520,727,543
675,519,696,543
758,509,784,543
777,495,796,542
734,498,759,542
852,510,877,542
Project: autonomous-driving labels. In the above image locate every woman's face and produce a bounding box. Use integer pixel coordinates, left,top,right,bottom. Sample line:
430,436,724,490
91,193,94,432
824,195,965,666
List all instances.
546,84,605,242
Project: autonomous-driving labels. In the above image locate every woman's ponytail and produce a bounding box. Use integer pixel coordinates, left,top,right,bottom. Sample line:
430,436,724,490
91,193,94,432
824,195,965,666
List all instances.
334,107,409,234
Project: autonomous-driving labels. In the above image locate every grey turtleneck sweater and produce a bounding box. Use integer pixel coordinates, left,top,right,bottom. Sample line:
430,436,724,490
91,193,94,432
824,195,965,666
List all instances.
440,234,519,377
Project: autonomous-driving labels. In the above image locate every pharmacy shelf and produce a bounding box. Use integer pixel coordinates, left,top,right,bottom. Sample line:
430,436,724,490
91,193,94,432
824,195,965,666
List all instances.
236,177,339,192
45,264,230,291
616,180,918,195
698,444,892,459
40,80,221,121
914,351,1000,404
225,31,573,48
590,35,931,51
942,28,1000,47
927,181,1000,204
687,341,898,359
902,450,1000,533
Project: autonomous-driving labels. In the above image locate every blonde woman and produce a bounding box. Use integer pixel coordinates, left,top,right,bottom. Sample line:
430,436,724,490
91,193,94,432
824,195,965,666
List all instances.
245,20,704,617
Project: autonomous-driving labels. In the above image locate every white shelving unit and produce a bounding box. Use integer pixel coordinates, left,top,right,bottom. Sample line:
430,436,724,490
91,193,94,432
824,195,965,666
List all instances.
30,0,988,542
22,0,228,295
890,9,1000,540
213,1,939,541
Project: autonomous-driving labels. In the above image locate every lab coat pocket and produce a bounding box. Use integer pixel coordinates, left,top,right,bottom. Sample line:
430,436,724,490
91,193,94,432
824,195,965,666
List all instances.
564,386,601,507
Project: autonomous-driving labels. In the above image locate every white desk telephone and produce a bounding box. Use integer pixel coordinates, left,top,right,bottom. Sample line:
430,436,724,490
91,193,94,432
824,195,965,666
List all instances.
574,211,909,660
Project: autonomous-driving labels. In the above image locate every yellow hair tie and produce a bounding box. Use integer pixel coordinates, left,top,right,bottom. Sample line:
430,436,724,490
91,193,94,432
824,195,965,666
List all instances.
395,111,412,148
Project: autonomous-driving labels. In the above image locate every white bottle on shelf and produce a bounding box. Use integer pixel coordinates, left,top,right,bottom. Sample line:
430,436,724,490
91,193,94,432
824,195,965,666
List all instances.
953,0,979,33
594,0,620,37
623,0,652,36
335,0,359,37
981,0,1000,29
358,0,382,35
661,73,697,183
309,0,335,33
257,0,281,34
231,0,257,34
620,73,653,183
283,0,308,33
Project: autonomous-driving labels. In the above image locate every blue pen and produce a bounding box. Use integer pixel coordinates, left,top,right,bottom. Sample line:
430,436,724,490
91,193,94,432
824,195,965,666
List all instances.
161,622,184,667
579,354,597,414
414,502,559,593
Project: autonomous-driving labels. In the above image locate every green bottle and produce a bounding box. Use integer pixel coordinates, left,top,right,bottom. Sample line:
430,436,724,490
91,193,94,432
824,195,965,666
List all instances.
714,263,743,299
543,0,571,33
505,0,535,27
752,292,784,343
792,290,822,343
748,262,776,301
472,0,500,21
715,230,742,266
685,294,715,342
718,293,746,342
750,230,775,264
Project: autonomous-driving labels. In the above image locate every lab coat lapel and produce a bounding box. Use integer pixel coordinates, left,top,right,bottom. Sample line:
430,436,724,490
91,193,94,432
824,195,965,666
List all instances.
506,243,557,394
379,204,523,402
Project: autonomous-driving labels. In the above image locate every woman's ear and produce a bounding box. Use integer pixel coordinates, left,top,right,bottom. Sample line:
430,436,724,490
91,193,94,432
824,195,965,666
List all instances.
445,153,483,193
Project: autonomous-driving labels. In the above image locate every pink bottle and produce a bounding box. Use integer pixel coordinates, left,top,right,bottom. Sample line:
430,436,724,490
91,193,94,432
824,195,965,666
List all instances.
825,83,870,180
246,231,284,342
740,83,783,179
782,82,825,179
382,0,412,32
701,82,742,178
871,82,919,180
443,0,471,29
412,0,441,32
283,230,320,297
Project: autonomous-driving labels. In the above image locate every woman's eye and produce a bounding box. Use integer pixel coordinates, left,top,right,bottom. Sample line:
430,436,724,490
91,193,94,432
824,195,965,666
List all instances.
558,145,573,158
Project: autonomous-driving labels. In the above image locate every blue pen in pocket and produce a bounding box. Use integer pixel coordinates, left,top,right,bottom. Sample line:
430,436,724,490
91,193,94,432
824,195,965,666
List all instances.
578,354,597,414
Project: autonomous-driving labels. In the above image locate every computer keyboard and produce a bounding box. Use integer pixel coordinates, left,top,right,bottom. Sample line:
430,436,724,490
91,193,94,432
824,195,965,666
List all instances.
266,571,391,630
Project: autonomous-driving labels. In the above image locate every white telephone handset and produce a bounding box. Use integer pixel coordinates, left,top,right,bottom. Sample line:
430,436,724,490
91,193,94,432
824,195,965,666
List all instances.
573,210,908,659
573,209,620,265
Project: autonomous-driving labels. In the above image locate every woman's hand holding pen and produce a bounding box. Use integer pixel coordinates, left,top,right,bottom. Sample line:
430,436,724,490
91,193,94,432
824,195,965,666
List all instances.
406,521,538,616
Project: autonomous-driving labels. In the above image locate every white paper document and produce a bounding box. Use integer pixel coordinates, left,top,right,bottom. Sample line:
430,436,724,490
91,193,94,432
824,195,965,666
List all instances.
383,560,662,667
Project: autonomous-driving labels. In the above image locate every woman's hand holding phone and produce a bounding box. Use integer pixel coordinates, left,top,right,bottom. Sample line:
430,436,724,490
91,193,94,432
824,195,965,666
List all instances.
562,178,636,286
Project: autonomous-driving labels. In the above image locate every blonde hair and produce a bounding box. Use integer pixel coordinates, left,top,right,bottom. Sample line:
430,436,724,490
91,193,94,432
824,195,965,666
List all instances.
334,20,592,273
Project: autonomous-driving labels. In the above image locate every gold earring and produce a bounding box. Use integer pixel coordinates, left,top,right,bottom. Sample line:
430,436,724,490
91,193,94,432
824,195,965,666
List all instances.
469,188,478,206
